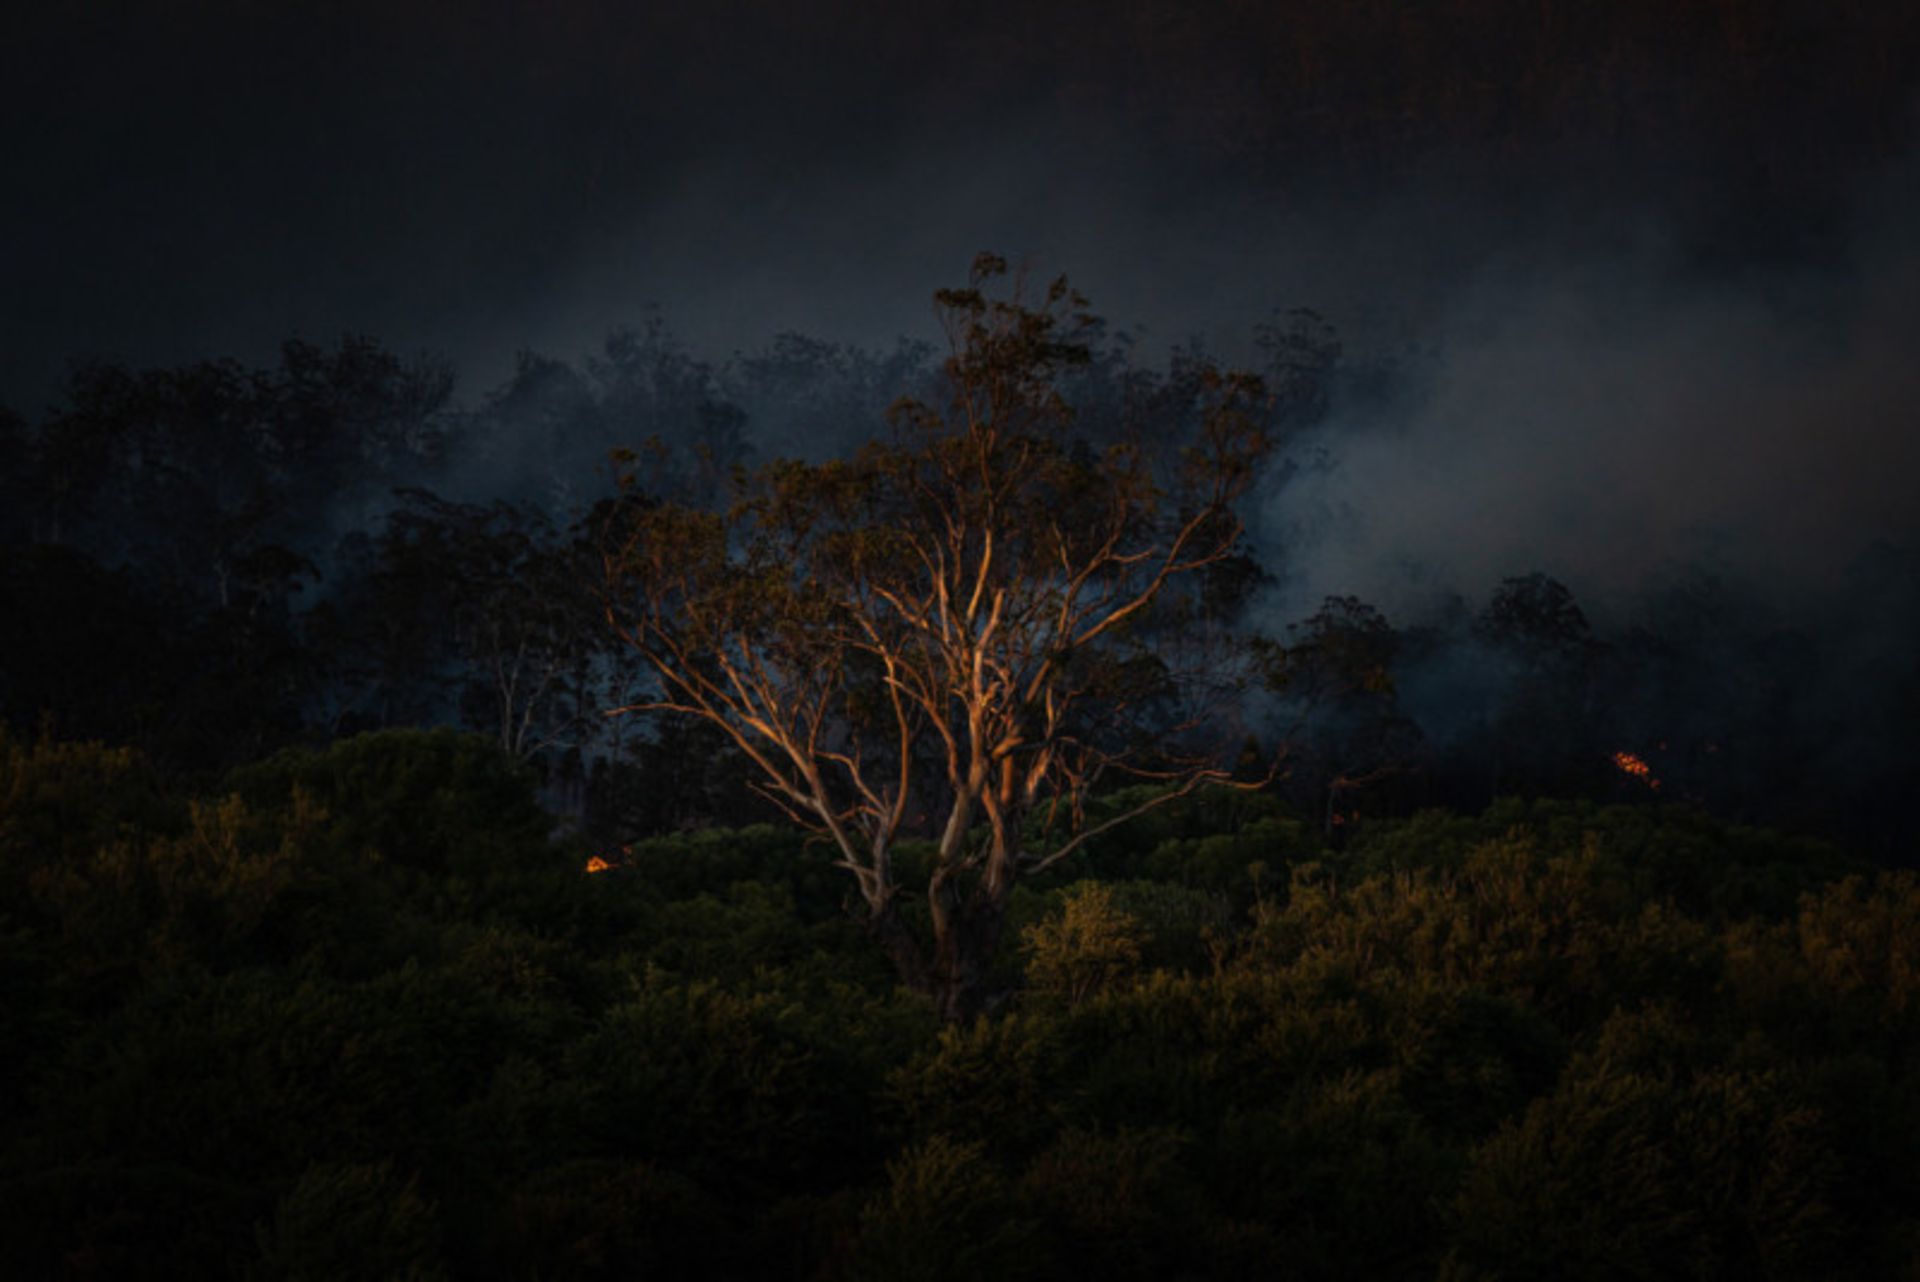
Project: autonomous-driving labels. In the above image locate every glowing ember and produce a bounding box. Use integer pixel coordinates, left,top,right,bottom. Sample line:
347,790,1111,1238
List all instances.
585,855,612,873
1611,751,1661,790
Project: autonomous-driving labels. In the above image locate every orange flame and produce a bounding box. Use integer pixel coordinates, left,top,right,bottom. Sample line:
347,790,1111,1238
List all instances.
1611,751,1661,790
585,855,612,873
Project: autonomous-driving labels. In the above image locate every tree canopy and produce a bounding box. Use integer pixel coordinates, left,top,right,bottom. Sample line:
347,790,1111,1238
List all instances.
602,254,1273,1018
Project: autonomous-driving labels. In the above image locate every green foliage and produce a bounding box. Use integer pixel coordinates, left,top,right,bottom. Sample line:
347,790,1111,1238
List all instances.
1120,878,1238,967
253,1160,447,1282
557,974,876,1188
1057,783,1304,885
3,755,343,999
1385,977,1567,1141
0,729,176,895
1720,870,1920,1074
1059,972,1284,1126
885,1011,1073,1156
615,821,835,900
1444,1011,1847,1281
1022,881,1148,1004
1019,1125,1200,1278
1133,815,1317,901
640,880,886,990
2,730,1913,1280
1238,830,1722,1028
1343,798,1859,923
1795,872,1920,1027
1445,1062,1695,1280
227,728,556,881
27,964,535,1182
0,923,59,1120
490,1159,728,1281
0,1160,265,1280
1212,1071,1455,1279
841,1135,1047,1282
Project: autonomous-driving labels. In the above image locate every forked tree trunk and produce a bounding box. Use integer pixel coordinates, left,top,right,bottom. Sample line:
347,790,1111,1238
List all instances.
864,885,1012,1023
929,891,1011,1023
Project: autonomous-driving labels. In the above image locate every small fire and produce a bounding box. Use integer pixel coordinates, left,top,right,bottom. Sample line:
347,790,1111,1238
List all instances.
1611,751,1661,791
585,855,612,874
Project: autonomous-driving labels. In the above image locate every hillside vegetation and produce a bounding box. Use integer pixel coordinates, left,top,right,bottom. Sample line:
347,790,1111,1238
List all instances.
3,728,1914,1279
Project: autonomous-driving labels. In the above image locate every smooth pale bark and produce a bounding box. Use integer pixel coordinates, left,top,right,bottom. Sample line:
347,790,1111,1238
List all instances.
603,257,1271,1020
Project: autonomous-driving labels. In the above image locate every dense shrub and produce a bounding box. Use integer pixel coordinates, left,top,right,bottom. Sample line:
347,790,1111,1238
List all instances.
226,728,556,881
1022,881,1148,1005
841,1136,1047,1282
254,1160,448,1282
4,733,1914,1279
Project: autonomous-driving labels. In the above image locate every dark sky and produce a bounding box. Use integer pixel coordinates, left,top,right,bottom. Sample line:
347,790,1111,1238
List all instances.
6,0,1918,615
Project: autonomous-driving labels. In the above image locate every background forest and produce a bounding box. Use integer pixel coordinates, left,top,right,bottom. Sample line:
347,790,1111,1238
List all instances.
1,311,1914,857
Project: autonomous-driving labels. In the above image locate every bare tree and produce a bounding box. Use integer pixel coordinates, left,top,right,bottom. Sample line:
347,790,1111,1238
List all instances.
601,255,1272,1019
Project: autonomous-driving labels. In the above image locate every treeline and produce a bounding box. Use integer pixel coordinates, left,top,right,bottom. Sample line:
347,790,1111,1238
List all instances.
2,727,1915,1277
2,319,1915,858
0,315,1343,810
0,326,929,805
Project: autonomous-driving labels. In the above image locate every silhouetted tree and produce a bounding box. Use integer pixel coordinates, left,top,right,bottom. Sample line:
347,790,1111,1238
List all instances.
1472,573,1603,797
1273,595,1424,833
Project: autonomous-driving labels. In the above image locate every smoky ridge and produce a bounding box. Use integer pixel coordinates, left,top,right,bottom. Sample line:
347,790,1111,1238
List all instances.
5,216,1916,860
